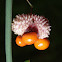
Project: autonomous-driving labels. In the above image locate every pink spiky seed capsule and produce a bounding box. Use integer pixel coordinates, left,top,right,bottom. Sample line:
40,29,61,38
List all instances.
12,14,51,39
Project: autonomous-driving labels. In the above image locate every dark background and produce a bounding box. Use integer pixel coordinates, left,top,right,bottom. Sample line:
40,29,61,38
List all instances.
0,0,62,62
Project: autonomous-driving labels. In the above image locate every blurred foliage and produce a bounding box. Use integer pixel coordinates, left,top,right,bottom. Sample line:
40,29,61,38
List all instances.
0,0,62,62
24,60,30,62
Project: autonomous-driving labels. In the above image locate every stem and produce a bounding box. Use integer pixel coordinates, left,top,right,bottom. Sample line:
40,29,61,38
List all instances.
5,0,12,62
26,0,33,8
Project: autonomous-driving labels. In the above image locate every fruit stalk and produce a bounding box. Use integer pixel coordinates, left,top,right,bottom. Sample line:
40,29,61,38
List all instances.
26,0,33,8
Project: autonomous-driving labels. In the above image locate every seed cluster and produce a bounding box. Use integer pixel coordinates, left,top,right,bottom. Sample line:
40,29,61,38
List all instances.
12,14,51,39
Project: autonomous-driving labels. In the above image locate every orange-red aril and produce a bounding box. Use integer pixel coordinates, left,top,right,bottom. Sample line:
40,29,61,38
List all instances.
15,36,26,47
22,32,37,45
34,38,50,50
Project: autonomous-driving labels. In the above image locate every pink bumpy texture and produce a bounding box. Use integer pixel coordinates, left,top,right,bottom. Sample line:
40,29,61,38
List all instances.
12,14,51,39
